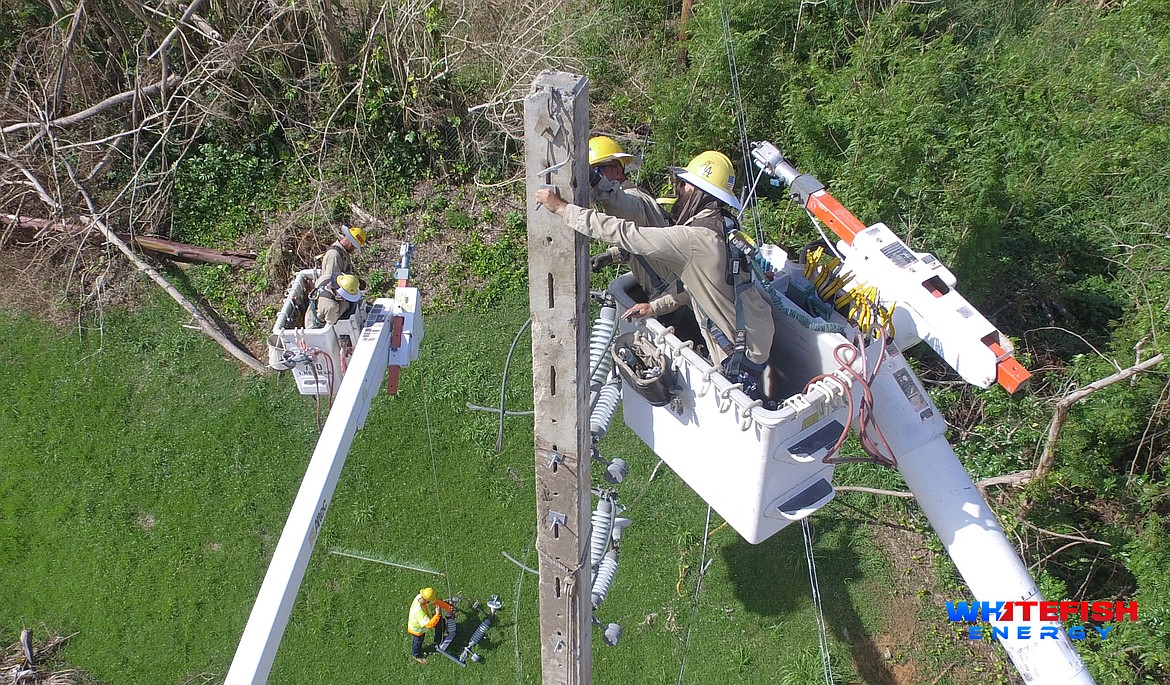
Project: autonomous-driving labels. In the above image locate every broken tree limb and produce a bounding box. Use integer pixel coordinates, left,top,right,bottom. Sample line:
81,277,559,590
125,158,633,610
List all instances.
834,486,916,499
127,235,256,268
0,215,256,267
77,214,268,373
1,74,182,135
1037,353,1165,478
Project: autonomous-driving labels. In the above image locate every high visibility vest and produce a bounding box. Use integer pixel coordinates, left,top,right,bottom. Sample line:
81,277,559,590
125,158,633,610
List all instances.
407,595,434,636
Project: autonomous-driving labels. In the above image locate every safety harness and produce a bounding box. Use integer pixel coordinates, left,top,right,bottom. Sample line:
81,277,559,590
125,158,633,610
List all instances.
689,210,760,377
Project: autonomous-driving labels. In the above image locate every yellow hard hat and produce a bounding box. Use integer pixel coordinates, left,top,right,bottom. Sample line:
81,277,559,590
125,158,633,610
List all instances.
335,274,361,302
670,151,741,210
420,587,436,602
344,225,368,251
588,136,635,167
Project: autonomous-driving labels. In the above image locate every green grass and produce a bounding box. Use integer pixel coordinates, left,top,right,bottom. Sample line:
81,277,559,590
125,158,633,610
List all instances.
0,290,981,684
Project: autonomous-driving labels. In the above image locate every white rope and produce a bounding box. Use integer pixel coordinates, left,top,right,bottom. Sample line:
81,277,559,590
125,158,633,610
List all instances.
420,366,454,598
675,505,715,685
513,537,534,685
719,0,767,245
801,518,835,684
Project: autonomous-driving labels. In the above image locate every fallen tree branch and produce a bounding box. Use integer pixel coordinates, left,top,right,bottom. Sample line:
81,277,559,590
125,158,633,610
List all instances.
834,486,915,498
1037,354,1165,478
77,214,268,373
1,215,256,267
2,74,182,135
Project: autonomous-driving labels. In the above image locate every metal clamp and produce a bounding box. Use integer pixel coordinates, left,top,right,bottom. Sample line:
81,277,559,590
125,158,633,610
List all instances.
548,511,566,529
547,449,565,470
696,367,719,398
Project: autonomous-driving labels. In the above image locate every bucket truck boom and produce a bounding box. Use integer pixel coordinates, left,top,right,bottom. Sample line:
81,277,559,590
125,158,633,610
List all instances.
225,246,423,685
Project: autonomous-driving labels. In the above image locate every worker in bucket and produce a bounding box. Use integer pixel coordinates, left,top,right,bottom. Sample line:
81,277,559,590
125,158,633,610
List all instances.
317,224,368,284
586,136,703,348
311,273,363,327
407,587,452,664
536,150,775,401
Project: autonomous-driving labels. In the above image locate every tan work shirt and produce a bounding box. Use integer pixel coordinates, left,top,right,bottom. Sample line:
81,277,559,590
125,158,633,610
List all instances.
594,182,689,315
318,242,353,284
563,205,775,366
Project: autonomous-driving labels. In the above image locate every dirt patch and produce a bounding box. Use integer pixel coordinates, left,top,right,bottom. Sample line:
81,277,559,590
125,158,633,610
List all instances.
860,520,1008,685
134,512,156,530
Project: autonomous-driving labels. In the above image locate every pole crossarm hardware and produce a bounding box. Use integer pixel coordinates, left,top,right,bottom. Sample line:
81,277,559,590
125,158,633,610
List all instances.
525,70,593,685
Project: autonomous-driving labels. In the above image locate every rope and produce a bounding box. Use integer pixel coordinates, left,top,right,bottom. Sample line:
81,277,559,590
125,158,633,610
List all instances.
496,317,533,452
513,536,534,685
719,0,766,246
419,365,454,598
801,518,835,685
675,505,715,685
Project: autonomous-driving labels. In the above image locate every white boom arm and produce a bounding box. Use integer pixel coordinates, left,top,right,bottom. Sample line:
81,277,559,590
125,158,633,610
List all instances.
750,141,1094,684
870,348,1095,685
225,287,422,685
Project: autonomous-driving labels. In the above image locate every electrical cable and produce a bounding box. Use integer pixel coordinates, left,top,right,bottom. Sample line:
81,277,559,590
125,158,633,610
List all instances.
802,518,835,685
419,365,454,598
495,317,533,452
675,505,715,685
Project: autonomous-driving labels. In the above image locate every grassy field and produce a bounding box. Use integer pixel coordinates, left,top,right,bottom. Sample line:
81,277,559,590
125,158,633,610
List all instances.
0,290,992,684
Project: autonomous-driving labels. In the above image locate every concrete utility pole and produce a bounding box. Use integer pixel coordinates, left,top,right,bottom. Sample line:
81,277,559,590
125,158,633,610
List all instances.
524,70,593,685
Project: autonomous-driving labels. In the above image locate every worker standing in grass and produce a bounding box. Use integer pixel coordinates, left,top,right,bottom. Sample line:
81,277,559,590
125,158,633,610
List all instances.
536,150,775,402
407,587,452,664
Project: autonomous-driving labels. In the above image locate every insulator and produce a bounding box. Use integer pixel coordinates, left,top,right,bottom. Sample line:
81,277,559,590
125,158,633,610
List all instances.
603,457,628,484
588,307,618,390
589,498,615,570
591,550,619,609
467,614,494,647
437,614,457,652
590,377,622,438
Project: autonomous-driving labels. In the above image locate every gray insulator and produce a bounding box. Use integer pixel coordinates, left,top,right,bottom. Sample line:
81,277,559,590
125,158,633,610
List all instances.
589,377,622,439
611,517,632,542
603,457,628,484
437,614,457,652
591,549,619,609
589,498,615,570
602,621,623,647
588,307,618,390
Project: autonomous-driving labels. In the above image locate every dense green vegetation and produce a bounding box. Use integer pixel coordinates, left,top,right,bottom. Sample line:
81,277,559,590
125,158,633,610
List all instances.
2,0,1169,682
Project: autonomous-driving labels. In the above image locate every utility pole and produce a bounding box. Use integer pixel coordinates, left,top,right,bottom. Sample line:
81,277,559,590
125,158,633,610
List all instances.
524,70,593,685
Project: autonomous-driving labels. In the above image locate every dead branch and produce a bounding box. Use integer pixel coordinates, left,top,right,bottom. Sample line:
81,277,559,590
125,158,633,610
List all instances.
834,485,915,499
1019,518,1110,547
78,213,268,373
1037,354,1165,478
2,75,183,135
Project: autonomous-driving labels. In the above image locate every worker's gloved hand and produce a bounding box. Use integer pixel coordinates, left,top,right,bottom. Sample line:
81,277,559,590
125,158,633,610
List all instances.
590,166,603,188
591,251,615,272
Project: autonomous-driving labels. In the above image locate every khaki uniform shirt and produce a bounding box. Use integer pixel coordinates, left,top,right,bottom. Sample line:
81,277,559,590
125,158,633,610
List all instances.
318,243,353,284
564,204,775,366
594,182,689,315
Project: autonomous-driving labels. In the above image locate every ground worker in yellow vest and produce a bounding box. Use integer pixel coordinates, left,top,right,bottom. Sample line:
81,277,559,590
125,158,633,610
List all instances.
536,150,775,402
407,587,452,664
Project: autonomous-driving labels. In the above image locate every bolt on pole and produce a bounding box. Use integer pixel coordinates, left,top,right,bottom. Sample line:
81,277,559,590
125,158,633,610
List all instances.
524,70,593,685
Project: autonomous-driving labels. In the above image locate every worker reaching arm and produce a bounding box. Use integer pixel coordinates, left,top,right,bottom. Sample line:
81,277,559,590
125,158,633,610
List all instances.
406,587,452,664
536,150,776,402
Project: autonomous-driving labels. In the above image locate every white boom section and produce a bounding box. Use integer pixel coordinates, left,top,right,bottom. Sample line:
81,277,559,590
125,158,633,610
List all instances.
225,289,422,685
873,347,1095,685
